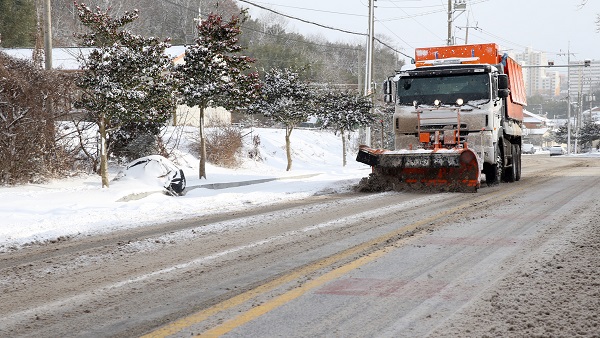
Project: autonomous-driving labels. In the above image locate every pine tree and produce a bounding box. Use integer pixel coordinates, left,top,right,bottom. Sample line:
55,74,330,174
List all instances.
579,120,600,150
316,88,374,166
250,67,314,171
553,122,570,144
175,10,260,179
74,2,175,188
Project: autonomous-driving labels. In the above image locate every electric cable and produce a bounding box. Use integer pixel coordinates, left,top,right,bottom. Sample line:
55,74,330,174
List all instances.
237,0,413,59
160,0,364,52
382,0,444,44
246,1,367,17
237,0,369,38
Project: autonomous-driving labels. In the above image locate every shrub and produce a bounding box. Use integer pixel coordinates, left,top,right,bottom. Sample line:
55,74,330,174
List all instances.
111,131,162,162
248,134,262,161
193,125,243,168
0,52,78,184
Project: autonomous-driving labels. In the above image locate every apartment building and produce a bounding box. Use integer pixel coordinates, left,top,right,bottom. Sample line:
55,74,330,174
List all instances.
567,59,600,100
514,47,561,97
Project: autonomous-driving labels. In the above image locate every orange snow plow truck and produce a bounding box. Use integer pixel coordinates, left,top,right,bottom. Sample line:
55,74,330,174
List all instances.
357,43,527,192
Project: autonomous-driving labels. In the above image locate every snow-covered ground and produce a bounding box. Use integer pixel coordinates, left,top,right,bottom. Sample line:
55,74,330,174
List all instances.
0,127,371,251
2,126,598,252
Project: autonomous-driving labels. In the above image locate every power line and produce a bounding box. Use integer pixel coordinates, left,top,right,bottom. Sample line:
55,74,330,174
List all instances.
161,0,411,59
376,3,446,10
374,37,411,60
449,1,572,60
159,0,363,52
468,27,535,52
248,1,367,18
382,0,443,44
237,0,413,59
469,28,574,62
372,0,490,21
375,19,414,50
241,24,362,52
237,0,367,37
377,8,447,21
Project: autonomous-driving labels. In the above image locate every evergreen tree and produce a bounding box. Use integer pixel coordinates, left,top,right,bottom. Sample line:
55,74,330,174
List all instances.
579,121,600,149
0,0,36,47
316,88,374,166
175,10,260,179
74,2,175,188
250,67,314,171
553,122,570,144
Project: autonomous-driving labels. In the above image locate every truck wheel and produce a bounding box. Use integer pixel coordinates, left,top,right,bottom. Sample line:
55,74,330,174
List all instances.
503,144,517,183
515,144,522,181
485,144,502,186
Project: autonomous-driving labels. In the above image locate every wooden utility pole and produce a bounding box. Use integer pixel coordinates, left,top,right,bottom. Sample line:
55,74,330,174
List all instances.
447,0,466,46
364,0,375,146
447,0,452,45
567,43,572,154
43,0,52,70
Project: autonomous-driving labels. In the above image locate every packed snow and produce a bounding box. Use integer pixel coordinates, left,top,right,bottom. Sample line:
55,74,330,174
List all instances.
0,127,371,251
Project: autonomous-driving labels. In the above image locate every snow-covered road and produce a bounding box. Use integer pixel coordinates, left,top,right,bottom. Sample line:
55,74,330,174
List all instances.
1,155,599,337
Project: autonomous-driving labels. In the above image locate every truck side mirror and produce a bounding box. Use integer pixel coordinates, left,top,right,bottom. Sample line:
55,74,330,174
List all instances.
497,74,509,98
498,74,508,90
383,79,393,103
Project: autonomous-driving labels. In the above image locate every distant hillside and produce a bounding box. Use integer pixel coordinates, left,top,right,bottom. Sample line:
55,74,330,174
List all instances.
45,0,402,85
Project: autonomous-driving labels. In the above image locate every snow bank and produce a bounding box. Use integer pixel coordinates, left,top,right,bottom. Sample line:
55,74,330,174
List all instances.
0,127,371,251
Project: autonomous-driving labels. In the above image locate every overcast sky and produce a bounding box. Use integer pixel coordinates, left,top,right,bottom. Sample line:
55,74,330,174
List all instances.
242,0,600,66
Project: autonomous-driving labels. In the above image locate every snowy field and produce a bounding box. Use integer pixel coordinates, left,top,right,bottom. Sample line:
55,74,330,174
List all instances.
0,127,371,251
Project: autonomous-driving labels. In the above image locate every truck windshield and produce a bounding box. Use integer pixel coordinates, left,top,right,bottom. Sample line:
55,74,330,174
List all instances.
397,73,490,106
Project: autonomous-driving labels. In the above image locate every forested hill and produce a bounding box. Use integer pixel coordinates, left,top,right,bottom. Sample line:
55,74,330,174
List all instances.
2,0,402,86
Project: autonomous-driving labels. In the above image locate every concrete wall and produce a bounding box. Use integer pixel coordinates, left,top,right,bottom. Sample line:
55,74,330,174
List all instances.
174,105,231,127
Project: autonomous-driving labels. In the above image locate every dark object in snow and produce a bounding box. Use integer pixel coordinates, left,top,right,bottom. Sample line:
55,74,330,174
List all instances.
124,155,186,196
169,169,186,195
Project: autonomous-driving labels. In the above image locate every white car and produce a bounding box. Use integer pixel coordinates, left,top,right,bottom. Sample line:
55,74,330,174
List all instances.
522,143,536,154
549,145,566,156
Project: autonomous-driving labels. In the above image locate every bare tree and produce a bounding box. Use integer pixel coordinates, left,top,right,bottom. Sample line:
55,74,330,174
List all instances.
51,0,240,46
0,52,77,184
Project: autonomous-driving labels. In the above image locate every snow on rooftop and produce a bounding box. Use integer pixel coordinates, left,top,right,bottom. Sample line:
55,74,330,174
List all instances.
1,46,188,70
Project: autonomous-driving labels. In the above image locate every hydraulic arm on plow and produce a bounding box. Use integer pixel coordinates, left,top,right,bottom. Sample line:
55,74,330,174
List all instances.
358,106,481,192
357,43,526,192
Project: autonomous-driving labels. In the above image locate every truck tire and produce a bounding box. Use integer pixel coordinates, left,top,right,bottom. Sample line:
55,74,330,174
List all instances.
503,143,517,183
515,144,522,181
485,144,502,186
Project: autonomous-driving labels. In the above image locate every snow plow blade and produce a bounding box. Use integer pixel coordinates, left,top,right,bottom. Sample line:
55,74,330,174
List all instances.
356,145,481,192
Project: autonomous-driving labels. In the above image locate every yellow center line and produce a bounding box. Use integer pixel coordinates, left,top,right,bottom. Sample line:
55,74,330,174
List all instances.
143,187,521,337
199,233,426,337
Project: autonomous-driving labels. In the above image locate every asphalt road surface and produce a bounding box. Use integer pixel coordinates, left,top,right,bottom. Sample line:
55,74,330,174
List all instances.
1,154,598,337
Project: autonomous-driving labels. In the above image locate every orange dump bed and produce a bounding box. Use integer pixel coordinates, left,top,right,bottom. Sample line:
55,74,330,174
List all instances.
415,43,501,65
504,56,526,120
